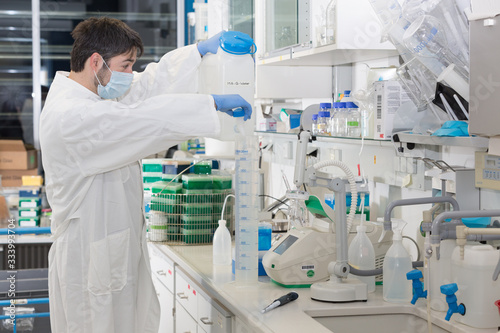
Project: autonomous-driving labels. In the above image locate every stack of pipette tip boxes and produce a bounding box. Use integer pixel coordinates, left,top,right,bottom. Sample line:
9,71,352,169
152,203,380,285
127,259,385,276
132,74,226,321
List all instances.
143,159,233,244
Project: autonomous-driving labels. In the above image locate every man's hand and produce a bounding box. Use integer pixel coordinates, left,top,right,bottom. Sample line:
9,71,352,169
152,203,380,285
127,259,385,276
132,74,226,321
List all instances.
197,31,225,56
211,94,252,121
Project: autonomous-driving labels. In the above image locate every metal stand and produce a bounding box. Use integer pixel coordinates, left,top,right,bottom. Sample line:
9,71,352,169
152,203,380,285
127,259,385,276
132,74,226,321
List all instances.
310,178,367,302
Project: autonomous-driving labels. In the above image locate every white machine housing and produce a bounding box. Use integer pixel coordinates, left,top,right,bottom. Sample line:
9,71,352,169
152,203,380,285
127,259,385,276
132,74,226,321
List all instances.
262,221,392,287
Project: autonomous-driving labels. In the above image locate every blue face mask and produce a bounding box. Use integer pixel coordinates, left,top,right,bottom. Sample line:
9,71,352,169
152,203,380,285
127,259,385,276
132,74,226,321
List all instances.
94,57,133,99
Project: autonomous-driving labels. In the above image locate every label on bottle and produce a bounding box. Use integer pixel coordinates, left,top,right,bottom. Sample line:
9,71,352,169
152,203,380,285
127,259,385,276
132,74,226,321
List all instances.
347,121,359,126
226,81,251,86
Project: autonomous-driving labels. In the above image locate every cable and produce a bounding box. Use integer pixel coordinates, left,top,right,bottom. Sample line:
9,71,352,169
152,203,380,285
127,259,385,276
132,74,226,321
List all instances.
259,194,290,208
403,235,421,261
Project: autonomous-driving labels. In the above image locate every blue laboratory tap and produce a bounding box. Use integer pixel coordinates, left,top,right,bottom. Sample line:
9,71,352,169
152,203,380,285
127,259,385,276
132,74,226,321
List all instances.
440,283,466,321
406,269,427,305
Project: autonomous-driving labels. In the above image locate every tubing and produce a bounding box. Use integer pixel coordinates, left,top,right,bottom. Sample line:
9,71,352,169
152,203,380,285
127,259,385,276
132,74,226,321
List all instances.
313,160,357,232
384,196,460,231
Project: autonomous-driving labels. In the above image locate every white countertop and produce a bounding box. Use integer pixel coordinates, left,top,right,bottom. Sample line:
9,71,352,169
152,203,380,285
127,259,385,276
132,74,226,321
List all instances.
153,243,498,333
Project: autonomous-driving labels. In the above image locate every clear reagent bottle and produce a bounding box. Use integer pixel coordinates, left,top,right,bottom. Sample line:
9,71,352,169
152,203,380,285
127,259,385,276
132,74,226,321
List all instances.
349,225,376,292
383,220,413,303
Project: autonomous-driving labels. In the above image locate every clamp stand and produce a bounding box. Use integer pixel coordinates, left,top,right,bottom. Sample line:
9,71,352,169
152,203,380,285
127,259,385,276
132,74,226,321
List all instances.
310,178,367,302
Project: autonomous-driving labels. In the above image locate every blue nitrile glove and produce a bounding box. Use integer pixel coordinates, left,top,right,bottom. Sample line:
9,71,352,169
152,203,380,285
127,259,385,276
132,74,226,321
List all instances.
211,94,252,121
431,120,469,137
197,31,225,56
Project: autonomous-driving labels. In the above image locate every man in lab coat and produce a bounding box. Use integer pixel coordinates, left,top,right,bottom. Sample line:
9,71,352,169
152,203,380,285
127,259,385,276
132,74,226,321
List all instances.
40,17,251,332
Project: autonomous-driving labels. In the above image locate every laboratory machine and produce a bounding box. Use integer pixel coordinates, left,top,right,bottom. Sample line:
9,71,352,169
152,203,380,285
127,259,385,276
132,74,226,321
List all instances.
262,219,391,288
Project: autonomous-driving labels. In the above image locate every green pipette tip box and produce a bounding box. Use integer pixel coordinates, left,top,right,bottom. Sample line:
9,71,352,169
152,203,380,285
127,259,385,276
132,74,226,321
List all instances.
212,174,232,190
181,228,213,244
182,215,213,230
182,189,213,203
182,174,213,190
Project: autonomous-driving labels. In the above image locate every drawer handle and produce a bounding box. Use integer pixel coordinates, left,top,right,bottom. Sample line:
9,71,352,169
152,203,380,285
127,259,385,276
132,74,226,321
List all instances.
156,270,167,276
177,292,188,300
200,317,213,325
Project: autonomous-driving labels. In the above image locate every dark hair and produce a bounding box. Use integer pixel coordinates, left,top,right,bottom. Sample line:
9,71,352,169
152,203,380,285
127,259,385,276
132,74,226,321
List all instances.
70,17,144,72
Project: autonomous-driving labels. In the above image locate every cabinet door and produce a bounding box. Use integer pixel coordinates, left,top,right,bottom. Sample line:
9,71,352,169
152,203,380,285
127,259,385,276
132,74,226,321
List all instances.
150,253,175,293
198,294,232,333
175,271,198,319
175,301,198,333
152,275,174,333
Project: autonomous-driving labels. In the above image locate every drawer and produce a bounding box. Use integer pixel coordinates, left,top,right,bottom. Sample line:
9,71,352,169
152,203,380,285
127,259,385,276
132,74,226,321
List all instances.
175,300,198,333
198,293,232,333
149,246,174,292
175,270,199,319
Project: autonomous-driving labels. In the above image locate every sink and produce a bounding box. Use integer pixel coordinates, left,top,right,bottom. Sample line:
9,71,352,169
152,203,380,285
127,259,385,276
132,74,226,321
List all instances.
307,311,456,333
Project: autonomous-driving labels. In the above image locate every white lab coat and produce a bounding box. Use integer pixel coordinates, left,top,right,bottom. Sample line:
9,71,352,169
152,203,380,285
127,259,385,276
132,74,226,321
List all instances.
40,44,220,333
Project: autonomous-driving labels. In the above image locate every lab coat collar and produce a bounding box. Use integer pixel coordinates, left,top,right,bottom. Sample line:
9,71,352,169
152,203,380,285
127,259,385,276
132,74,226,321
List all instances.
53,71,101,101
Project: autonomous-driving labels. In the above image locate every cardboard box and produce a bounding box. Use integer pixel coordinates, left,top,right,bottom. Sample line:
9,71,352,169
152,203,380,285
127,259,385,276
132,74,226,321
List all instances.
373,81,411,140
0,140,37,170
0,169,38,187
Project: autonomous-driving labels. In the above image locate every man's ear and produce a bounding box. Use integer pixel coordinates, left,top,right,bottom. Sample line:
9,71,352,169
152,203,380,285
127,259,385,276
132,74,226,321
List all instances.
89,53,102,72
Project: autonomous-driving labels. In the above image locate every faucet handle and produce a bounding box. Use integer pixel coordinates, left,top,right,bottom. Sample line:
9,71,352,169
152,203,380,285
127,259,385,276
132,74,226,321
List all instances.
440,283,458,295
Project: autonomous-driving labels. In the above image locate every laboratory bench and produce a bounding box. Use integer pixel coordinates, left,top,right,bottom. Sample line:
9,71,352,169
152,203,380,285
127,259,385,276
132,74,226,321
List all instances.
149,242,498,333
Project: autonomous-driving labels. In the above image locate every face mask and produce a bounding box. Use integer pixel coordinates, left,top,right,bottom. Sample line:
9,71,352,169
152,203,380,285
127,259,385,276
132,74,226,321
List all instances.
94,56,133,99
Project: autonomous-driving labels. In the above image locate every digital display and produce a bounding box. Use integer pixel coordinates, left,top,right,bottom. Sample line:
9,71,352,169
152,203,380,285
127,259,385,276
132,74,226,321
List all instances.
273,235,299,255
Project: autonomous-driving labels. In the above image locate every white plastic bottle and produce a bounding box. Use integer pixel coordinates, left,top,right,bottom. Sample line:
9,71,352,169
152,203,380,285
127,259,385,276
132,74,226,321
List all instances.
199,31,255,154
383,220,412,303
348,225,376,292
213,219,232,265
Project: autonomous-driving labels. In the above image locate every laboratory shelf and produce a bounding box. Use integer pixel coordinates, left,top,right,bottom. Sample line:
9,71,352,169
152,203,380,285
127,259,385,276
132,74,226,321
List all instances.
393,131,490,148
257,43,399,66
256,131,394,147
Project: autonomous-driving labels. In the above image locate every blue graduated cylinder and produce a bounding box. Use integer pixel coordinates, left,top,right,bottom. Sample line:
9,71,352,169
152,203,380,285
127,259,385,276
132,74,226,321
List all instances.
440,283,466,321
406,269,427,305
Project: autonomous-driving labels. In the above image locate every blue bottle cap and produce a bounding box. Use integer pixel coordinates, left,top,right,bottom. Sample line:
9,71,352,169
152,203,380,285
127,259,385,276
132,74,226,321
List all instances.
233,108,245,118
319,111,330,117
220,31,256,55
312,114,318,120
344,90,351,96
338,102,346,108
320,102,332,109
345,102,358,108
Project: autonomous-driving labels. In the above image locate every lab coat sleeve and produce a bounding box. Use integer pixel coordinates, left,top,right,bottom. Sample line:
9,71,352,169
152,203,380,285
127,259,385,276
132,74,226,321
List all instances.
59,94,220,177
119,44,202,105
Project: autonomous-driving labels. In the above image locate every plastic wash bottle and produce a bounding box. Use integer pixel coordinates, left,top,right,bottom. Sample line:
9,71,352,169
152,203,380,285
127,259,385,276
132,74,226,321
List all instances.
213,219,232,265
348,225,376,293
383,220,412,303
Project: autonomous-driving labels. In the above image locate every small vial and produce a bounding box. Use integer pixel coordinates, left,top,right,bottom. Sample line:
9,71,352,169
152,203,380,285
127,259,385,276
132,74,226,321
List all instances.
318,111,331,135
311,114,319,135
318,103,332,135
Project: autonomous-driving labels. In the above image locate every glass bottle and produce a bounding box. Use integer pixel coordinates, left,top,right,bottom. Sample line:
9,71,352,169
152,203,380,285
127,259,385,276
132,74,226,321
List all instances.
311,114,319,135
346,102,361,137
325,0,337,45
